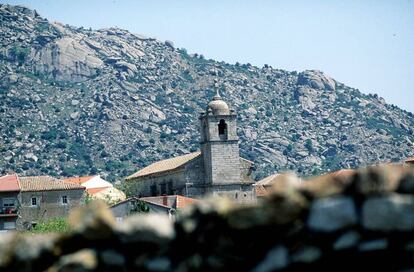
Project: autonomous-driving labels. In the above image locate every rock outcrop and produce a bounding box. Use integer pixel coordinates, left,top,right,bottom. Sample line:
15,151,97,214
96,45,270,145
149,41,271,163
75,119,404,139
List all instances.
34,37,104,81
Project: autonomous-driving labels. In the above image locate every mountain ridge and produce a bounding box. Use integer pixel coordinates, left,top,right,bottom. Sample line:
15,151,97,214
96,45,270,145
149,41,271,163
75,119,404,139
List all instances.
1,4,413,181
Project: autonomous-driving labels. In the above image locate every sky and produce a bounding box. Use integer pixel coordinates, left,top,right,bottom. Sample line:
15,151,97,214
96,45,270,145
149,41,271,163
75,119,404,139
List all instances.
2,0,414,113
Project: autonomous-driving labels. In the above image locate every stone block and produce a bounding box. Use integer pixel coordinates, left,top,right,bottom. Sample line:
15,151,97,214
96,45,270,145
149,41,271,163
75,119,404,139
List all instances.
362,194,414,231
308,196,357,232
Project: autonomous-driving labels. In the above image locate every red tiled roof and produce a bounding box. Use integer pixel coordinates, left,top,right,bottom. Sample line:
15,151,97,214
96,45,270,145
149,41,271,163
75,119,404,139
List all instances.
63,176,95,184
19,176,85,192
86,187,110,195
254,185,269,197
405,157,414,164
175,195,198,209
0,174,20,192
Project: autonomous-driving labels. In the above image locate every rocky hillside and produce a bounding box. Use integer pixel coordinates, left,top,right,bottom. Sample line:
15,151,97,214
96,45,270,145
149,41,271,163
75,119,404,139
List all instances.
1,4,413,181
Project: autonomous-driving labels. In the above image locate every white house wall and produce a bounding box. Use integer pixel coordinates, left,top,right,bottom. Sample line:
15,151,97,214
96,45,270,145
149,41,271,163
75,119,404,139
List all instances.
82,176,113,189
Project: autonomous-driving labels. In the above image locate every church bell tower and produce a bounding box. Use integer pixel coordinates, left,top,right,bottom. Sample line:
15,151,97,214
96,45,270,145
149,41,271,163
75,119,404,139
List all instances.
199,89,241,186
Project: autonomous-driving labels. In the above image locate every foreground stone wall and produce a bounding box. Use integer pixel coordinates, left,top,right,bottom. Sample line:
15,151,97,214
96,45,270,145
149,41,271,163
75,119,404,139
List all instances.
0,164,414,271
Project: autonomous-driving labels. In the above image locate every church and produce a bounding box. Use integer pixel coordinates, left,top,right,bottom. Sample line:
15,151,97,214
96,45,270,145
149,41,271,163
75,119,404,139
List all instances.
125,91,255,203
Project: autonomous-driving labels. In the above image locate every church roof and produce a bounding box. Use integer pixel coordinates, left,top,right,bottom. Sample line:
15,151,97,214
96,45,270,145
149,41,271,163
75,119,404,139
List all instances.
126,152,201,180
207,90,230,115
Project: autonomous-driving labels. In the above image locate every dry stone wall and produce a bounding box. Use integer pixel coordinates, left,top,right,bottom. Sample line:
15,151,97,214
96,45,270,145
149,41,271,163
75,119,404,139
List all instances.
1,164,414,271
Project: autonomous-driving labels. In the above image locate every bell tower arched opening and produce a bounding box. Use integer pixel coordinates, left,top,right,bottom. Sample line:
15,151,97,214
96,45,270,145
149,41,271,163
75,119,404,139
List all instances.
218,119,228,140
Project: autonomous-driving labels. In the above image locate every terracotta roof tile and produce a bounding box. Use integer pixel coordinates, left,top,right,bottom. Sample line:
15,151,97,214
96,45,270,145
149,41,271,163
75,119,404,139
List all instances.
0,174,20,192
19,176,85,192
126,152,201,180
86,187,109,195
63,176,95,184
405,157,414,164
175,195,198,209
254,185,269,197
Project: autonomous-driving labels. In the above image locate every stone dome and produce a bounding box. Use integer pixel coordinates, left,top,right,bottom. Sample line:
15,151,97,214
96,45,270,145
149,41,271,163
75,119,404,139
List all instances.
207,92,230,115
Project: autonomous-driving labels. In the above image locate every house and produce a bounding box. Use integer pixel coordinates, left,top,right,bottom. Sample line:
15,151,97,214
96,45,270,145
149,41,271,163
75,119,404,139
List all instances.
110,195,197,221
18,176,85,229
0,174,20,231
125,91,255,203
63,175,125,203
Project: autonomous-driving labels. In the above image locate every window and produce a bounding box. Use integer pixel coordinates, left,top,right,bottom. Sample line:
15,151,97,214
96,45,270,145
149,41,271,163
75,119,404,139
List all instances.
3,198,15,207
218,119,228,140
62,196,68,205
167,181,173,195
160,183,167,195
150,184,157,196
31,197,37,206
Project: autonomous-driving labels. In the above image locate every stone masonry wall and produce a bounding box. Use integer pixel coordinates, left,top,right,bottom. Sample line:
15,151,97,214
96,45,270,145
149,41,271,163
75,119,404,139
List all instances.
1,164,414,271
18,189,84,230
130,157,205,198
203,141,241,185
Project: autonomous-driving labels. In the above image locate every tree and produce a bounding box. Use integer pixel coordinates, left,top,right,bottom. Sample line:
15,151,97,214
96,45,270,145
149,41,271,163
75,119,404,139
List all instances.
131,200,149,214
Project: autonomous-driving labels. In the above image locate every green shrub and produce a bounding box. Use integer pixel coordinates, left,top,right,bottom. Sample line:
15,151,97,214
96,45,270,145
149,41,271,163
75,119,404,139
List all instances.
31,217,69,233
131,200,149,214
41,129,58,140
9,45,30,64
304,139,314,152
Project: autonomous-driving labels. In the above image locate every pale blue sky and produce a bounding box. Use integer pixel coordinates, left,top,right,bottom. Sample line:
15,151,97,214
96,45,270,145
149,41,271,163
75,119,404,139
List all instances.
2,0,414,113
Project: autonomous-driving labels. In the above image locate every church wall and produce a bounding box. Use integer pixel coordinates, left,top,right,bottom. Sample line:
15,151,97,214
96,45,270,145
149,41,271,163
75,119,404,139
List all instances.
240,159,254,183
129,157,205,198
206,184,255,204
204,142,241,185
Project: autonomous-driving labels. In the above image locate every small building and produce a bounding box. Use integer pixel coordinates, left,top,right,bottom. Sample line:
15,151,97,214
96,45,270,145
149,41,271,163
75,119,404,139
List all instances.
110,195,197,222
63,175,126,203
140,195,198,214
110,197,140,221
0,174,20,231
18,176,85,229
125,91,255,203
